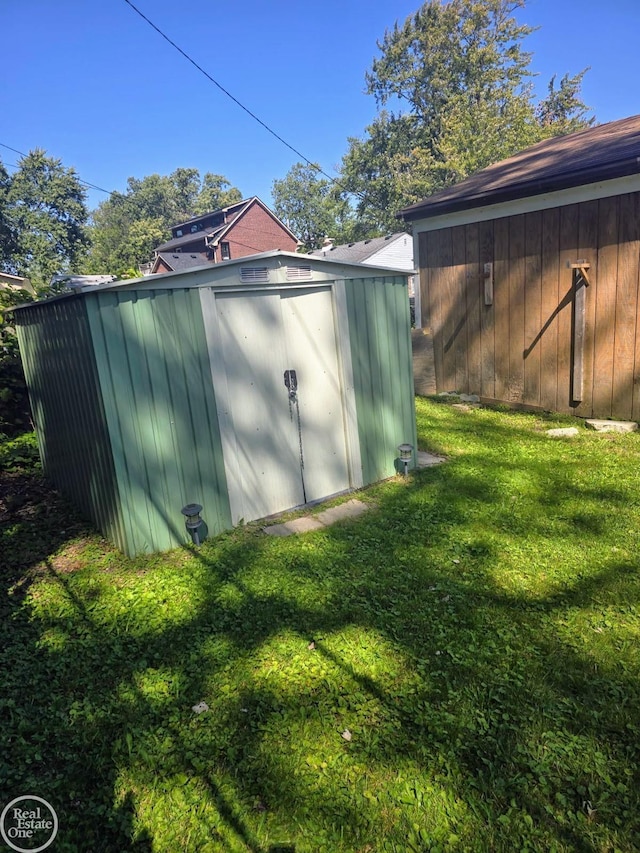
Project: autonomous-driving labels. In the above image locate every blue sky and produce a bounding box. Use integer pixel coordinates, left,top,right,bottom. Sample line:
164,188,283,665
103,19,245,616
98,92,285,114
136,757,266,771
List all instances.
2,0,638,213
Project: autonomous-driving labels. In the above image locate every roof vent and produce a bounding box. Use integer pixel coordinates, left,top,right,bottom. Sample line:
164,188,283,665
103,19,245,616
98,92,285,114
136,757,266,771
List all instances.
286,265,312,281
240,266,269,283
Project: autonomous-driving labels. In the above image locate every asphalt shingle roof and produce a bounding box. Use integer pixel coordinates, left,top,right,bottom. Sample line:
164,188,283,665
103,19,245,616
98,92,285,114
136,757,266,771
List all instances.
309,233,408,264
400,114,640,221
155,252,210,272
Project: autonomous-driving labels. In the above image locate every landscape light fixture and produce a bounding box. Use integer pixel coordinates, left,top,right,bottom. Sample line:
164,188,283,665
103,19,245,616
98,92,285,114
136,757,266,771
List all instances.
181,503,203,546
398,443,414,477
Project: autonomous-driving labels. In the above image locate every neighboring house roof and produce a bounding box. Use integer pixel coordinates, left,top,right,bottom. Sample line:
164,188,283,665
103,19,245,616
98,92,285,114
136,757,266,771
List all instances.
152,252,210,273
400,114,640,221
0,272,34,295
206,196,299,248
50,274,117,289
171,198,250,234
154,197,299,254
310,233,414,268
155,226,222,253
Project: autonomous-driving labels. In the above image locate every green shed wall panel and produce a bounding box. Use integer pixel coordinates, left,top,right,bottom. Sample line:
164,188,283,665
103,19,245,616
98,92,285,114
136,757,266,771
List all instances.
86,288,231,555
346,276,417,484
14,298,126,550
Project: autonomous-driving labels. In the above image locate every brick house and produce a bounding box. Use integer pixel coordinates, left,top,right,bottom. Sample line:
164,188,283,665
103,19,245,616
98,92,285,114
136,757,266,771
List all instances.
151,197,299,273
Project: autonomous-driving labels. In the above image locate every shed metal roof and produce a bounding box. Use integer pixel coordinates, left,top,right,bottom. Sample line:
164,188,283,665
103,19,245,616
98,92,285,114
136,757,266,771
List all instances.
8,251,410,314
399,114,640,221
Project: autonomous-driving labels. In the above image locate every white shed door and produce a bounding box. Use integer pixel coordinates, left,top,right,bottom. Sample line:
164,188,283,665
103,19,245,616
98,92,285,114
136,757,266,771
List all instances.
215,286,350,523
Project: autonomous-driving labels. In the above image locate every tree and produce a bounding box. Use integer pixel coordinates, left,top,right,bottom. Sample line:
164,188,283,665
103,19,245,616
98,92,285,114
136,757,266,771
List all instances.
193,173,242,216
340,0,593,231
272,163,365,252
1,149,89,288
86,169,243,274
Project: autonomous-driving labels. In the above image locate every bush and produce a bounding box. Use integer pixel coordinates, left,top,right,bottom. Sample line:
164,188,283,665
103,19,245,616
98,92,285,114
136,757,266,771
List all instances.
0,287,33,436
0,352,31,437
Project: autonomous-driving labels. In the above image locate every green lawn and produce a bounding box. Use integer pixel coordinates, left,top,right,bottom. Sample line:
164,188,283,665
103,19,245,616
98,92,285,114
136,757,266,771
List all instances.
2,398,640,852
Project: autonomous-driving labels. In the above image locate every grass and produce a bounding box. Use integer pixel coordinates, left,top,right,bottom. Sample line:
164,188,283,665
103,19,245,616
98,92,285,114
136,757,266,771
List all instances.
1,398,640,852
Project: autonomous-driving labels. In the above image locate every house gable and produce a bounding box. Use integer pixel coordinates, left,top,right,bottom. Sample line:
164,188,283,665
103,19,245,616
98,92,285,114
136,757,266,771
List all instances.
211,198,298,261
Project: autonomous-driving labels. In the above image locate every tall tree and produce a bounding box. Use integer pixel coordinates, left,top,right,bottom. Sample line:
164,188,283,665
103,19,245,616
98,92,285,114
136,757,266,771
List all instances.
193,173,242,216
272,163,365,252
87,169,243,274
340,0,593,231
2,150,89,288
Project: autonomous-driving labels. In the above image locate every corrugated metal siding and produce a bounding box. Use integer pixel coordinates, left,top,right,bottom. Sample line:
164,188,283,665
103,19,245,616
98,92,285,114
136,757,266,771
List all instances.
85,288,230,555
14,298,126,550
346,276,417,484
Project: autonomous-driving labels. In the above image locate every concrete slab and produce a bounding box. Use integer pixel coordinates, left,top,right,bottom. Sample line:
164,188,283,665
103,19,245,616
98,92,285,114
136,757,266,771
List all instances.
585,419,638,433
262,499,371,537
417,451,447,467
263,517,326,537
316,499,370,526
546,427,579,438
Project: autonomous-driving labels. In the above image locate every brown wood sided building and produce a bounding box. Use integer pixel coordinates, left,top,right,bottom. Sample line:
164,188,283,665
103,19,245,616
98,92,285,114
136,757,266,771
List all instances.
400,115,640,420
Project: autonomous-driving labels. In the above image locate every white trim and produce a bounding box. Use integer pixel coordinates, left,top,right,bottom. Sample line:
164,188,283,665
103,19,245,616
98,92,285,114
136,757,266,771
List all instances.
333,279,363,489
410,174,640,233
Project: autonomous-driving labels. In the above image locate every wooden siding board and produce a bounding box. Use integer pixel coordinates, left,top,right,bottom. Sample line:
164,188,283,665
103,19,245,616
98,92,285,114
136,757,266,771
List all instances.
465,222,482,395
539,209,560,411
438,229,457,391
426,230,445,391
524,211,542,407
418,232,430,328
613,193,640,420
493,218,510,402
631,205,640,421
557,205,579,413
479,220,495,398
593,196,619,417
508,215,526,403
451,225,468,392
574,200,599,416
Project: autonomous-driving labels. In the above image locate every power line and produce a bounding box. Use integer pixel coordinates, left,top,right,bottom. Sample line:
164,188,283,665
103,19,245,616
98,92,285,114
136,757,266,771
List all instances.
0,142,114,196
121,0,339,186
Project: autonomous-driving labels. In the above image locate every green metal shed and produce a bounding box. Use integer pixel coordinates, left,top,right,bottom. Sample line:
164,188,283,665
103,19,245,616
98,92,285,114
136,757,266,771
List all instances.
13,251,417,556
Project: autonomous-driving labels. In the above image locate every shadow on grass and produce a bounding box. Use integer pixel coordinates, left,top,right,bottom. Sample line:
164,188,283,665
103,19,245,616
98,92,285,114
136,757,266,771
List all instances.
2,403,640,850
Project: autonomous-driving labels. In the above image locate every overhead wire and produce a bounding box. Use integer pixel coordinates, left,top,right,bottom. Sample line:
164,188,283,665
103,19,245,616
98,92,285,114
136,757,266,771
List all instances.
0,142,114,196
2,1,369,208
121,0,351,191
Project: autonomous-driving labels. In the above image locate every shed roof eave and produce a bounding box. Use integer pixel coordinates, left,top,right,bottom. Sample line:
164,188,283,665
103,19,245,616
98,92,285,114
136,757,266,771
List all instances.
7,251,411,314
399,156,640,222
